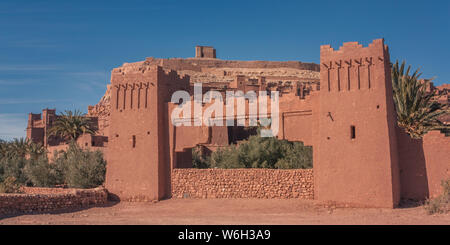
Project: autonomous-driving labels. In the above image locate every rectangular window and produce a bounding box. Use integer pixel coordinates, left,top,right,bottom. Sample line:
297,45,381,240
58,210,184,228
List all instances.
350,125,356,139
132,135,136,148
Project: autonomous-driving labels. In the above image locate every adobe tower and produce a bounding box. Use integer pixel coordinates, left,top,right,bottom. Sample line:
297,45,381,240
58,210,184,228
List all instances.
105,65,189,201
315,39,401,207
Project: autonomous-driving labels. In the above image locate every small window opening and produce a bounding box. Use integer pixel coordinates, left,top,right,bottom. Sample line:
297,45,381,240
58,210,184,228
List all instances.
350,125,356,139
175,98,183,105
132,135,136,148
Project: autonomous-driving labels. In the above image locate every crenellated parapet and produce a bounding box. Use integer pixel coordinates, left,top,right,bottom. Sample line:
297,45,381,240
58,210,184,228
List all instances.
320,39,390,92
113,82,150,110
110,65,190,112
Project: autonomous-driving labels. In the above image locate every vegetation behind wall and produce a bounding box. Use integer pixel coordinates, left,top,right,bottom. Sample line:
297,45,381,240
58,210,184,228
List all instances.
193,134,313,169
0,140,106,192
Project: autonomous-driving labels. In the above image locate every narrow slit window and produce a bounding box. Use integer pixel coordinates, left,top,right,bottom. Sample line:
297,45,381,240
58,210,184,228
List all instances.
132,135,136,148
116,87,120,109
350,125,356,139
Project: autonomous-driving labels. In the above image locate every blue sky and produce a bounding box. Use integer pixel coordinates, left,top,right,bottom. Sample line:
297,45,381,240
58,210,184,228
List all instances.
0,0,449,140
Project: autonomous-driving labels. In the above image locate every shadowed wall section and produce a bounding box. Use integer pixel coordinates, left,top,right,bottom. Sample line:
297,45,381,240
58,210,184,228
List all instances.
422,131,450,198
397,128,450,200
396,126,429,200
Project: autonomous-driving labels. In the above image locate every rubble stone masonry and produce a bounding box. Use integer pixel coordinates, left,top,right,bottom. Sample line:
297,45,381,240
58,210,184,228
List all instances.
171,169,314,199
0,187,108,217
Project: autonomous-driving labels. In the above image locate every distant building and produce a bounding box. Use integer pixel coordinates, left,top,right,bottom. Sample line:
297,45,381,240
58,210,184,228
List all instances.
195,46,216,58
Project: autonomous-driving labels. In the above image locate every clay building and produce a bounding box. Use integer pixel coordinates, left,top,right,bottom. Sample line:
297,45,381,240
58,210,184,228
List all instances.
26,108,107,156
27,41,449,207
195,46,216,59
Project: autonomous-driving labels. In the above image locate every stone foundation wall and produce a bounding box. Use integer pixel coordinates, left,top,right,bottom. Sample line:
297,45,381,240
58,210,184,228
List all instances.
21,186,76,194
171,169,313,199
0,187,108,217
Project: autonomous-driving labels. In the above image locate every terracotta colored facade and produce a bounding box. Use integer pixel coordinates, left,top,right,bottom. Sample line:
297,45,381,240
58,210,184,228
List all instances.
26,108,107,159
26,108,106,148
397,128,450,200
105,66,189,201
314,40,401,207
26,40,449,207
27,109,59,147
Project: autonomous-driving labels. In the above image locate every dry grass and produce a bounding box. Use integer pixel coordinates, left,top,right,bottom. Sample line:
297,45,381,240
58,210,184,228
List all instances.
424,179,450,215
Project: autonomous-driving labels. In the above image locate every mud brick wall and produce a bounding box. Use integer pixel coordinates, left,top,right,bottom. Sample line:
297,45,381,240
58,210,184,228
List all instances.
171,169,314,199
0,187,108,217
397,129,450,200
422,131,450,198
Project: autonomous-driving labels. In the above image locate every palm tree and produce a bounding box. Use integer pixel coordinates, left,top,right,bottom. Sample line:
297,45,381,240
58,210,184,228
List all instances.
0,138,47,160
0,139,7,160
48,110,97,142
391,60,449,139
27,142,46,161
9,138,30,158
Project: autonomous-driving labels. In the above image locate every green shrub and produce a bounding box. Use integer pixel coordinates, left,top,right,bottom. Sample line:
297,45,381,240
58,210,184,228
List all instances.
0,159,4,183
192,147,210,169
54,142,106,188
0,176,23,193
0,138,47,185
210,146,242,168
275,141,313,169
0,155,28,185
24,143,106,188
24,155,64,187
236,136,280,168
198,135,313,169
0,139,106,189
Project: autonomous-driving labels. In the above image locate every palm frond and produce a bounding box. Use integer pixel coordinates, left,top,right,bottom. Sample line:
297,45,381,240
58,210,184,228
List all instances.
48,110,97,141
392,60,450,139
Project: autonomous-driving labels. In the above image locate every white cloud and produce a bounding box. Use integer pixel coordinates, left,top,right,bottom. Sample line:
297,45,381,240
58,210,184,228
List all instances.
66,71,108,77
0,65,60,71
67,71,110,94
0,113,27,141
0,78,43,85
0,98,60,105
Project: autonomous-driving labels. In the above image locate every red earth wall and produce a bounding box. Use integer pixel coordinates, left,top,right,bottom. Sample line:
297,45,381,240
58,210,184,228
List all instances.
314,39,401,208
